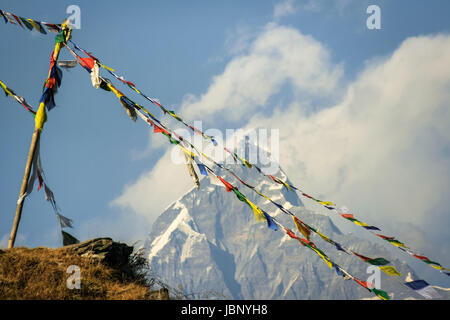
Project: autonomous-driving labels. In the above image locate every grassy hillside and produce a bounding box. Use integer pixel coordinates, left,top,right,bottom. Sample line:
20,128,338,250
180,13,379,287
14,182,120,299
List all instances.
0,243,168,300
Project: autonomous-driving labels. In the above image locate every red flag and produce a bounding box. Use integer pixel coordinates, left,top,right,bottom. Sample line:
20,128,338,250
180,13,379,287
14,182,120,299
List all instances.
354,278,369,289
340,213,355,219
78,57,95,70
285,228,300,241
413,254,430,261
217,176,234,192
376,234,394,240
352,251,371,262
12,14,24,28
153,125,164,134
37,174,43,191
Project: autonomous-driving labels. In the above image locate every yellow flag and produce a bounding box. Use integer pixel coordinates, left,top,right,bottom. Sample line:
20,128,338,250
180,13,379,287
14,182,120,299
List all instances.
292,216,311,240
379,266,402,276
280,180,292,191
353,220,369,227
246,199,266,222
0,80,12,96
27,19,41,32
430,264,445,271
311,247,333,269
98,63,115,72
35,102,47,130
254,189,272,203
316,230,333,244
179,145,195,159
318,201,335,206
107,83,123,99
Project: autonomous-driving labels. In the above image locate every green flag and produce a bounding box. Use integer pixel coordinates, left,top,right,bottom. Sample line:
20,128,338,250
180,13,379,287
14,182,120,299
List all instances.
370,288,390,300
62,230,80,246
367,258,390,266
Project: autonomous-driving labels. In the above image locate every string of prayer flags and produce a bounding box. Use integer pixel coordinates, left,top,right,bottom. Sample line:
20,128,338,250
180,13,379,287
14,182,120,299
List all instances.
0,9,61,34
125,92,404,284
67,40,218,146
4,13,448,283
281,226,390,299
0,9,61,35
404,280,441,299
0,80,36,115
82,64,392,298
352,251,402,276
375,234,407,248
87,60,409,294
338,213,380,231
61,34,444,294
410,254,449,271
63,38,421,283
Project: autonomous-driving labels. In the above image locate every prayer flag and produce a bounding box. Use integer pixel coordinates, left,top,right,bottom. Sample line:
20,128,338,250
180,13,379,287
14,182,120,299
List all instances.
370,288,390,300
42,22,61,33
245,199,266,222
217,176,234,192
232,188,249,204
379,266,402,276
404,280,441,299
56,213,73,229
262,210,278,231
318,201,335,206
119,96,138,122
366,258,390,266
11,14,24,28
292,216,311,240
62,231,80,246
4,12,17,24
0,10,7,23
195,160,208,176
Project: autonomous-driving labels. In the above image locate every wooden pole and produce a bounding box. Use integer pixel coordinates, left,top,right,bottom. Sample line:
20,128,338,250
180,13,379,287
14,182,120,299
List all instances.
8,21,72,249
8,129,41,248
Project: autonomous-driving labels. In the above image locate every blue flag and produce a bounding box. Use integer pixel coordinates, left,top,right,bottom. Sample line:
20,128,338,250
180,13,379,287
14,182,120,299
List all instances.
262,210,278,231
194,159,208,176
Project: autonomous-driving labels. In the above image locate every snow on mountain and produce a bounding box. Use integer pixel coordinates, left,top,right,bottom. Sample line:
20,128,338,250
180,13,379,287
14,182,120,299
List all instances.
144,142,427,300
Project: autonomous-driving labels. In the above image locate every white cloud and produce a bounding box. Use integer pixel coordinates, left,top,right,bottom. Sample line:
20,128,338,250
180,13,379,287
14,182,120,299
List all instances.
274,0,298,20
111,147,196,225
247,34,450,251
179,23,343,123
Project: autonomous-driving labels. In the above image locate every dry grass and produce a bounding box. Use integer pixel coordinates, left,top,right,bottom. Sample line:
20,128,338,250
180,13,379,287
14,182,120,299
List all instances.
0,246,156,300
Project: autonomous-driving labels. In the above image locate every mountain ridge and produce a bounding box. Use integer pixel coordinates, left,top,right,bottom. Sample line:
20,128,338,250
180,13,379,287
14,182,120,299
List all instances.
144,143,427,299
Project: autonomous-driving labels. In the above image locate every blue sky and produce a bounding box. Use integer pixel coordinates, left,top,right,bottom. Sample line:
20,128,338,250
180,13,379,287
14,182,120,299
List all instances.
1,0,450,289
